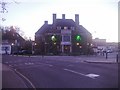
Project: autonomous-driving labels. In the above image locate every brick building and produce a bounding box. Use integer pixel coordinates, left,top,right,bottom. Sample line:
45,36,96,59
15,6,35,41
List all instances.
35,14,93,55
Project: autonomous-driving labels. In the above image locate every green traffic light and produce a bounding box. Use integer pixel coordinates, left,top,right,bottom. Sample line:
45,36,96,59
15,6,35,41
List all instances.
76,35,81,41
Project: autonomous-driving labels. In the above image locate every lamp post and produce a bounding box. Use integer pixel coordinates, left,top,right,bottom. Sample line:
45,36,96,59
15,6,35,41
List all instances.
11,43,14,55
32,42,37,55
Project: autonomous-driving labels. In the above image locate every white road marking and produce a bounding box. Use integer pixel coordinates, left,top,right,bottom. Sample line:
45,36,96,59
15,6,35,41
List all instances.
25,63,33,65
36,62,53,67
64,69,99,79
14,69,36,89
64,68,85,76
85,74,100,78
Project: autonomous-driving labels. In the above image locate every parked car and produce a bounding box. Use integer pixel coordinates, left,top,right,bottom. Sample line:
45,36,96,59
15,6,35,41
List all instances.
19,50,32,55
107,49,113,53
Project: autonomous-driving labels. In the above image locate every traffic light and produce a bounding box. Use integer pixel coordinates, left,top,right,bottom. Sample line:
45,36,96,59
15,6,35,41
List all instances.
75,35,81,41
75,35,82,48
51,35,56,42
76,42,80,46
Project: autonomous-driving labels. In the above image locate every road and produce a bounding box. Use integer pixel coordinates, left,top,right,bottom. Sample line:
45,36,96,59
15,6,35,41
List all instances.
2,55,118,88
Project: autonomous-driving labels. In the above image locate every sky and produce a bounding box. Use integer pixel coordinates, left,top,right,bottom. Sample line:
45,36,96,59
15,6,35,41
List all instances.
0,0,119,42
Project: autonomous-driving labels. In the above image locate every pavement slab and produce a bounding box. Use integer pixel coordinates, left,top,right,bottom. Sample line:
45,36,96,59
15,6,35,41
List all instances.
2,63,27,88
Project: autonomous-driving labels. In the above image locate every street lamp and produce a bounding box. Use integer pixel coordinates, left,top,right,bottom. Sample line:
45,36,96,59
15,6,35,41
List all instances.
11,43,14,55
76,43,80,46
32,42,37,55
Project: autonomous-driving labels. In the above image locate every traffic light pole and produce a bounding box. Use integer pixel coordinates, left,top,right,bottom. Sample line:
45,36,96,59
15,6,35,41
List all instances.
105,52,108,59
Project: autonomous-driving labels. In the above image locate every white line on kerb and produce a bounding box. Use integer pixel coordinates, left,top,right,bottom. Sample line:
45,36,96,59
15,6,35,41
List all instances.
14,69,36,89
64,69,99,79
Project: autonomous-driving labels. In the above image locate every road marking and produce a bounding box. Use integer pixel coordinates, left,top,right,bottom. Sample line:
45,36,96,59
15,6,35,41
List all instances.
49,65,53,67
14,69,36,90
64,69,99,79
64,68,85,76
36,62,53,67
85,74,100,78
12,62,54,68
25,62,34,65
68,64,73,66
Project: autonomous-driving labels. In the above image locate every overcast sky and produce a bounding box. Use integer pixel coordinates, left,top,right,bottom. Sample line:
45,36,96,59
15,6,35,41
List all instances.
1,0,119,42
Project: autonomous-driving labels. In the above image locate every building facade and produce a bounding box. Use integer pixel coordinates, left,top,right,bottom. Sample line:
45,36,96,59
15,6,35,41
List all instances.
92,38,118,53
0,41,11,55
35,14,93,55
1,26,25,54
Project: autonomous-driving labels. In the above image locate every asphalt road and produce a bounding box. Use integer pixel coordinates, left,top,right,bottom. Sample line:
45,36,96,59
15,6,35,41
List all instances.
2,55,118,88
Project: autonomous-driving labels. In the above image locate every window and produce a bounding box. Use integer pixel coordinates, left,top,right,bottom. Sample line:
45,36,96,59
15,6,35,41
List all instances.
57,26,61,30
2,46,9,51
68,27,71,29
61,27,64,29
64,27,67,29
71,27,75,30
63,35,70,42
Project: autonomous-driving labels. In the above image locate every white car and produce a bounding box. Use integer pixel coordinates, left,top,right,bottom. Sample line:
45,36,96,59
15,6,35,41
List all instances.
107,49,112,53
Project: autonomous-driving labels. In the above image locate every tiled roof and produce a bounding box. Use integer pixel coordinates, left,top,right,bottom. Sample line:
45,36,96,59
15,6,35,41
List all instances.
55,19,76,27
35,19,91,36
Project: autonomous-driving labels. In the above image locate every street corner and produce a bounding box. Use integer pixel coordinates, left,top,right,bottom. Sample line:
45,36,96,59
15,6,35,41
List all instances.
83,60,117,64
2,64,27,88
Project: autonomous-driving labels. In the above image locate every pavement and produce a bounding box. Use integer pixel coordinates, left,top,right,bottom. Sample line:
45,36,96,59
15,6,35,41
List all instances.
83,56,118,64
45,53,118,64
12,53,119,64
82,52,119,63
1,63,27,88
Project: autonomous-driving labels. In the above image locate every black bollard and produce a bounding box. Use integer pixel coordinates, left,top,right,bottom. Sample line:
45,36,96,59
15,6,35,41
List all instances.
116,54,118,63
106,52,108,59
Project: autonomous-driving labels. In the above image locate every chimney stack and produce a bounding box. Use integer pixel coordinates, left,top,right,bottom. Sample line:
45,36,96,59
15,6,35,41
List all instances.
62,14,65,19
53,14,56,24
75,14,79,25
44,21,48,24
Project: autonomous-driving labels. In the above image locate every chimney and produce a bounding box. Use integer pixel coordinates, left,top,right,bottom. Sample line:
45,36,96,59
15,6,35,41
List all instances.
62,14,65,19
53,14,56,24
75,14,79,25
44,21,48,24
